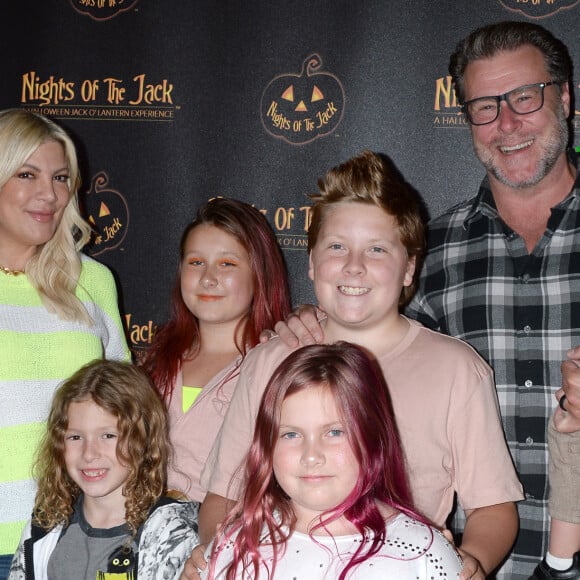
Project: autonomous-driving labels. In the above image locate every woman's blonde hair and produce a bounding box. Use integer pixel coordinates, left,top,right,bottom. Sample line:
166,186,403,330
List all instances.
32,359,171,536
0,108,92,323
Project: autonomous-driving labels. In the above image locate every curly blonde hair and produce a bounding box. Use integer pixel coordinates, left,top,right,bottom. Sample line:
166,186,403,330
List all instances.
32,360,170,536
0,108,92,323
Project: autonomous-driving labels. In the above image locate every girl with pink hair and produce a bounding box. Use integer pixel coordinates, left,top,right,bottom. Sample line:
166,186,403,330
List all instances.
142,197,291,507
203,342,462,579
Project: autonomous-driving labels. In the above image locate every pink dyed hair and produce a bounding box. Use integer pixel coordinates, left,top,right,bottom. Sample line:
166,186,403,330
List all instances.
209,341,425,580
142,197,291,401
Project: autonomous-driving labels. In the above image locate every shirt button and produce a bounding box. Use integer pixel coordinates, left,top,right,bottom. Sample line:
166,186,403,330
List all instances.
526,436,534,445
524,325,531,334
525,380,533,388
522,273,530,283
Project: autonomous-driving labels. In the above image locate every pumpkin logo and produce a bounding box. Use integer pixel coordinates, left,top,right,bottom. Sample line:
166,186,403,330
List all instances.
69,0,140,21
497,0,579,18
81,171,129,256
261,54,345,145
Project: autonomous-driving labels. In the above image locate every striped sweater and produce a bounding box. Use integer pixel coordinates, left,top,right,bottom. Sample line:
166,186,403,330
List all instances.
0,254,130,556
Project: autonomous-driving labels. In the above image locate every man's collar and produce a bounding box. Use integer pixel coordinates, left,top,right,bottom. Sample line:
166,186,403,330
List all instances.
463,176,497,228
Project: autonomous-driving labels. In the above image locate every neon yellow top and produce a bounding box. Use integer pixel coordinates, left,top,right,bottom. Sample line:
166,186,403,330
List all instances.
0,255,130,555
182,386,203,412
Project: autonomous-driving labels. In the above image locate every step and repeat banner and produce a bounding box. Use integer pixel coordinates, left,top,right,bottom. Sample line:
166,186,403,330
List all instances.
1,0,578,359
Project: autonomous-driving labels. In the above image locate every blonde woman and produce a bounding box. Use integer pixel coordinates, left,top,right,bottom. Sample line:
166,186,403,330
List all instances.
0,108,129,577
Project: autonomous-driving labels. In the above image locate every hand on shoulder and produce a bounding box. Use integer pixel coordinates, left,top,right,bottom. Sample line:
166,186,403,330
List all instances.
272,304,326,347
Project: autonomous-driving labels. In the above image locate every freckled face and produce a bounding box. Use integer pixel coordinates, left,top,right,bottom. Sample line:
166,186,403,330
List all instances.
180,224,254,328
273,386,360,532
308,202,415,333
0,140,71,261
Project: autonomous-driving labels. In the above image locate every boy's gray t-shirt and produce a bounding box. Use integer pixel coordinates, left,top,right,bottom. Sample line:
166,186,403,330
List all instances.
47,498,137,580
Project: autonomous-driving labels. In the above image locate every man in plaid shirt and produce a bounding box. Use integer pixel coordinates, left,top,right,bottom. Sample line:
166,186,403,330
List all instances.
273,20,580,580
406,21,580,580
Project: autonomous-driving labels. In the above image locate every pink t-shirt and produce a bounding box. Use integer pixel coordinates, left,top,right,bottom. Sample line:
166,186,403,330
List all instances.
167,357,242,502
201,318,523,526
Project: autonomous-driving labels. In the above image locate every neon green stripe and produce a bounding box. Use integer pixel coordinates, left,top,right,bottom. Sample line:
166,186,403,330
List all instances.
0,422,45,483
0,330,104,379
78,261,127,337
0,520,27,555
0,282,42,306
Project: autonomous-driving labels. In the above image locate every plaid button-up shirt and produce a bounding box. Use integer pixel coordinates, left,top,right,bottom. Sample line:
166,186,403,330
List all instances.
406,151,580,578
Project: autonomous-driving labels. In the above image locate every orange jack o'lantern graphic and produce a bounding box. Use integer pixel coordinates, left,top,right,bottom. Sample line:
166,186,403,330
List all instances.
69,0,140,21
497,0,579,18
81,171,129,257
261,54,345,145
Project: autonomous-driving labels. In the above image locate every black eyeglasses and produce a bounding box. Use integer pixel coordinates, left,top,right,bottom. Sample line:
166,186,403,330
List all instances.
462,81,555,126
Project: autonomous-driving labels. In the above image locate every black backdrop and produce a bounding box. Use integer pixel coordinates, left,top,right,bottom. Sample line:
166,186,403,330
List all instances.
2,0,579,359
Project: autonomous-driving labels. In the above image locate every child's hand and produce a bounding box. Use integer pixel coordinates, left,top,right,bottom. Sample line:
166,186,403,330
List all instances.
557,355,580,433
180,543,207,580
456,547,485,580
441,528,455,546
441,530,485,580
